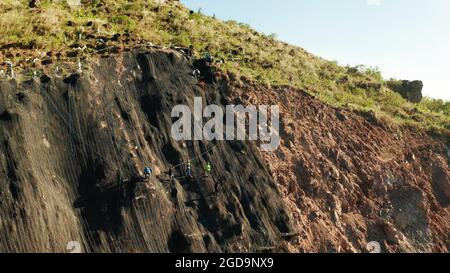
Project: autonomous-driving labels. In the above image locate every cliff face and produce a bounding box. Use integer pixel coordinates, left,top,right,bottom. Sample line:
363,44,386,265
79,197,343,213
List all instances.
0,48,448,253
0,49,293,253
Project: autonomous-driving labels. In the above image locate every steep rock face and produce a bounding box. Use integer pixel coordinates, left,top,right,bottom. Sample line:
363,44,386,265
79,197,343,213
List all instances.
230,85,449,253
0,49,293,253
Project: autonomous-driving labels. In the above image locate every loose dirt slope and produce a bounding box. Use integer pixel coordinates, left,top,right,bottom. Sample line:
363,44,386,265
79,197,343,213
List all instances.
231,85,449,252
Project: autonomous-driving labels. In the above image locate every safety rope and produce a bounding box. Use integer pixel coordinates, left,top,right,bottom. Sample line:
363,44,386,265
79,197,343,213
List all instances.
67,86,77,156
39,84,83,141
39,82,112,168
170,142,220,171
100,93,127,182
116,88,148,166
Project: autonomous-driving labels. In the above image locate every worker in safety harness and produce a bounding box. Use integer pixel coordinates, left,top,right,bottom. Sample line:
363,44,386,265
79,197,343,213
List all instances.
143,166,153,180
185,160,193,179
205,162,211,177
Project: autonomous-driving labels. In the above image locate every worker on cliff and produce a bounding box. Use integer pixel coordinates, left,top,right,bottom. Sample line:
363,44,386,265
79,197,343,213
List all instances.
144,166,153,180
204,162,211,177
5,61,14,78
185,160,193,179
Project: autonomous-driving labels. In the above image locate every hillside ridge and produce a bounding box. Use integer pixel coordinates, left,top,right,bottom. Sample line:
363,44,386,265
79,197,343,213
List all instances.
0,0,448,142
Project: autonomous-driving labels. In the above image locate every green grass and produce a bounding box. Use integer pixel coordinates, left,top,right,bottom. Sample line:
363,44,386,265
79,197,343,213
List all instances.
0,0,449,142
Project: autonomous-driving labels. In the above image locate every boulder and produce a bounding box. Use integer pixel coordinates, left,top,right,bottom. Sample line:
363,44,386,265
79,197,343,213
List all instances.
432,159,450,200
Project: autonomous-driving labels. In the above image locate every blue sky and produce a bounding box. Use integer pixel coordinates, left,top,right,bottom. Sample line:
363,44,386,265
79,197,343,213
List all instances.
181,0,450,100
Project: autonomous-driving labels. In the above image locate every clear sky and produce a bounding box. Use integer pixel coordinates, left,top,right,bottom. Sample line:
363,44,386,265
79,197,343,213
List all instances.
181,0,450,100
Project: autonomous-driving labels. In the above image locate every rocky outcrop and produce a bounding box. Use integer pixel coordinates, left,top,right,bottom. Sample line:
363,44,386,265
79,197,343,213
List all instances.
387,80,423,103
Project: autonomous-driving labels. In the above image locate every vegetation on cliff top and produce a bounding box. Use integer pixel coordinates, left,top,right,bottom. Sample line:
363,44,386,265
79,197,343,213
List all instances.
0,0,449,140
